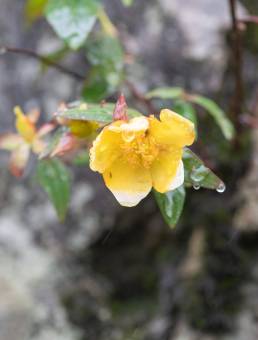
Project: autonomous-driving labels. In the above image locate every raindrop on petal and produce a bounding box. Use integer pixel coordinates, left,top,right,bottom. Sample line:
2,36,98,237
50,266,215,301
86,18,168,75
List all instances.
122,130,135,143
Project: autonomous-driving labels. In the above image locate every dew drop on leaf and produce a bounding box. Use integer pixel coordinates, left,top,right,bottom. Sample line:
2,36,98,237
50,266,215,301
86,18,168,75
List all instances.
216,182,226,193
193,183,200,190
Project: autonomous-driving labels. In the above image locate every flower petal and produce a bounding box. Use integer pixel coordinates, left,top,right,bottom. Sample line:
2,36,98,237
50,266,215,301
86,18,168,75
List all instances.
151,148,183,193
50,133,78,157
68,120,99,138
120,116,149,133
103,159,152,207
160,109,195,146
9,143,30,177
32,138,46,154
149,110,195,147
167,160,184,191
0,134,23,151
37,122,56,137
14,106,36,143
90,122,123,173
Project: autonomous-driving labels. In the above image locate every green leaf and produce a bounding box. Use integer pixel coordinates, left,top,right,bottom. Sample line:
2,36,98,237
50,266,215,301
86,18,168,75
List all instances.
154,186,186,228
173,100,198,136
121,0,134,6
83,34,124,101
56,102,141,123
45,0,99,50
189,95,235,140
25,0,48,23
36,158,71,221
146,87,184,100
183,148,225,191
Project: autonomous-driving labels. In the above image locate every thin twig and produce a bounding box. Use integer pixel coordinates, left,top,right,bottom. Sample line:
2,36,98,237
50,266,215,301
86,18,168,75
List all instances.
228,0,245,121
0,45,85,80
1,45,156,112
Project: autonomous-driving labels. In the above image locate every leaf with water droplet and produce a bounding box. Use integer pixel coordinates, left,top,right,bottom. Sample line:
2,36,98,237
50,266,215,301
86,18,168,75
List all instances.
45,0,99,50
56,102,141,123
216,182,226,193
154,186,186,228
183,148,225,191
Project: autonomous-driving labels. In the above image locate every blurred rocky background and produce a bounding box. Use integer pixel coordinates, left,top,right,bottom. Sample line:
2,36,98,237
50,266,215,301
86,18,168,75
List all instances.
1,0,258,339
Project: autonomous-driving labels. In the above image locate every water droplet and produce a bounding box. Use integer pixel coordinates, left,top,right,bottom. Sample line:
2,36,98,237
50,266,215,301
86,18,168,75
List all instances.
193,183,200,190
216,182,226,193
122,130,135,142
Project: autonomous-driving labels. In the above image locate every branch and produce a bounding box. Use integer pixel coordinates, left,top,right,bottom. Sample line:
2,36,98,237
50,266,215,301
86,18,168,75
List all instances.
228,0,245,121
0,45,85,81
0,45,156,112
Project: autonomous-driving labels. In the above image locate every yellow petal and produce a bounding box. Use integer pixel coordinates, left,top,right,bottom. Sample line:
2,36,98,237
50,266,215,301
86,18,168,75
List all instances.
0,133,23,151
68,120,99,138
103,158,152,207
151,147,183,193
14,106,36,143
167,160,184,191
107,116,149,143
149,110,195,147
160,109,195,146
9,143,30,177
90,122,123,173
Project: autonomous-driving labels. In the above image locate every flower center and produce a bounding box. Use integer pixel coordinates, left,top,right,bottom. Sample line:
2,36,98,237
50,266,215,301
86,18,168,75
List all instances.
121,131,161,168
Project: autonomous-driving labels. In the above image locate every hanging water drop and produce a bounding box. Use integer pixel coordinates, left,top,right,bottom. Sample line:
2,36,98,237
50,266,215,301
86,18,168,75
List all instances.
216,182,226,193
193,183,200,190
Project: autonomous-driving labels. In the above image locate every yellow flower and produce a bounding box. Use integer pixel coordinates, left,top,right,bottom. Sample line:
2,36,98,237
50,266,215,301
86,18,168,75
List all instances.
90,109,195,207
56,102,100,139
68,120,100,139
0,106,54,177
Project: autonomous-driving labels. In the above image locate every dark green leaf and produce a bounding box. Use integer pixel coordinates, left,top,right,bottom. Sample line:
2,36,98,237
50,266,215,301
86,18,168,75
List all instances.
146,87,184,100
154,186,186,228
45,0,99,50
56,102,141,123
36,158,71,221
173,100,198,136
189,95,235,140
183,148,225,191
83,35,124,101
